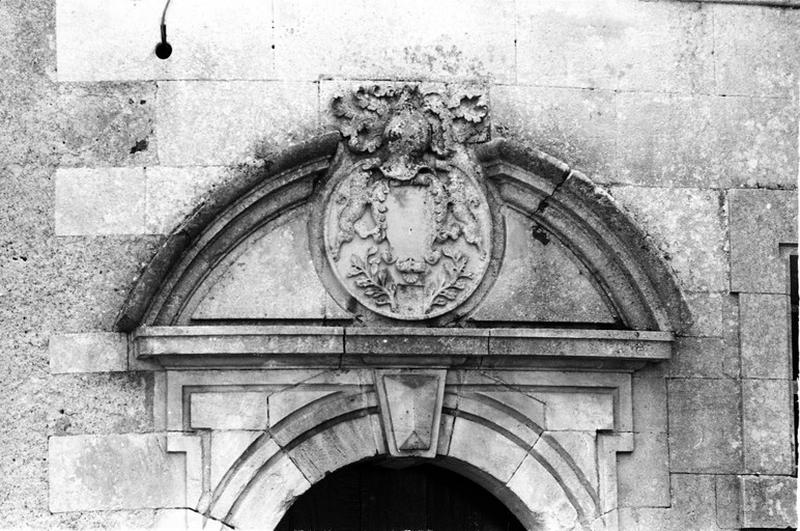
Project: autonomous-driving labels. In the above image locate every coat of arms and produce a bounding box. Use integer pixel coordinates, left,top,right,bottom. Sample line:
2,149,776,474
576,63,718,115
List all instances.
322,84,493,320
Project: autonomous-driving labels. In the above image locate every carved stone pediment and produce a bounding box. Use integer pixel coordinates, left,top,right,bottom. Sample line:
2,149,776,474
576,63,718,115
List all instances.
321,84,495,320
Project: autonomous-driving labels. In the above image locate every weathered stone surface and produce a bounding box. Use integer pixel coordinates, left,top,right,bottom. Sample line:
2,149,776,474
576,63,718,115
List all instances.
742,379,794,475
447,417,528,483
538,392,614,431
617,431,670,507
668,378,742,473
729,189,797,294
491,85,616,181
713,4,800,97
613,92,798,188
49,433,185,512
55,168,146,235
683,291,733,338
506,454,580,530
472,209,616,324
471,390,546,429
144,166,226,235
268,389,339,428
210,431,261,489
547,431,598,491
228,452,311,530
156,81,319,166
456,393,542,449
516,0,714,93
610,186,726,292
530,434,598,522
345,328,487,356
487,329,672,363
136,327,344,362
193,214,342,320
715,475,741,529
0,73,60,166
287,414,382,484
740,475,797,529
51,236,164,332
44,373,153,436
740,293,791,379
208,437,282,521
58,82,157,166
0,0,54,82
49,332,127,374
165,434,202,508
56,0,273,81
190,392,268,430
619,474,719,530
274,0,515,82
670,337,739,379
631,374,667,433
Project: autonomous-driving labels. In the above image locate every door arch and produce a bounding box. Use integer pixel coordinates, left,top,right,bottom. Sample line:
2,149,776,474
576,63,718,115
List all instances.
275,460,526,531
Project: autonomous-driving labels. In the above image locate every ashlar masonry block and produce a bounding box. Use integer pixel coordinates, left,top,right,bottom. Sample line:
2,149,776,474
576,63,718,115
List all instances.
447,417,528,483
667,378,742,473
613,92,798,189
516,0,714,93
48,434,185,512
610,186,727,292
617,431,670,508
740,293,791,379
57,82,157,167
670,337,739,379
619,474,720,530
190,392,268,430
490,85,617,182
740,475,797,528
742,379,794,475
729,189,797,294
713,4,800,98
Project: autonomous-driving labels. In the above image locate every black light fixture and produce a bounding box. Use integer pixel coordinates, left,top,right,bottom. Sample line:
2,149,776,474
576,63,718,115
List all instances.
154,0,173,59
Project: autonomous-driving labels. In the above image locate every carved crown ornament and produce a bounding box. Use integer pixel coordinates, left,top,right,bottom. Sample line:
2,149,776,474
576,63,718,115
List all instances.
318,84,496,320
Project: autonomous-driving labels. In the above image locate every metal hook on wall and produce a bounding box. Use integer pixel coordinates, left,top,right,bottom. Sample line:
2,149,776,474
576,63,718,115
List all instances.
154,0,173,59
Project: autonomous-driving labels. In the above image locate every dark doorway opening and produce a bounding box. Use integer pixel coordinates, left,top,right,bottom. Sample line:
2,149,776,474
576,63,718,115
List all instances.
275,460,526,531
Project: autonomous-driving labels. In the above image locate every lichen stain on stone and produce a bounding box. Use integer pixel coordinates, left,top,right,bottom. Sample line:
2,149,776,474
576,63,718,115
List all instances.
129,139,148,154
401,43,488,78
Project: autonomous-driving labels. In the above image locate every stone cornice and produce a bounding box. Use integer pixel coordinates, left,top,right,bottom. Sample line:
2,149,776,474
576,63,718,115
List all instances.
133,325,673,370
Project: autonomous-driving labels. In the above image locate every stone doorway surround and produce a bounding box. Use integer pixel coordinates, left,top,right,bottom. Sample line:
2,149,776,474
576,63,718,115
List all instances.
136,326,671,530
111,85,687,531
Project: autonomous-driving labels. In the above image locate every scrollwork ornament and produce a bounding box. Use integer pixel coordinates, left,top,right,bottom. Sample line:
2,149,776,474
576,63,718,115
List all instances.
323,84,493,320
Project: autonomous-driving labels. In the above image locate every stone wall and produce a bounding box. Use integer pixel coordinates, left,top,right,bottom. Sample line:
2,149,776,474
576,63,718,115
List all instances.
1,0,797,528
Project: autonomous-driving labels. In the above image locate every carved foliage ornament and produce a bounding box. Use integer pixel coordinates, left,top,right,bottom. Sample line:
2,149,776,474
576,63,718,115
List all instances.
323,84,493,320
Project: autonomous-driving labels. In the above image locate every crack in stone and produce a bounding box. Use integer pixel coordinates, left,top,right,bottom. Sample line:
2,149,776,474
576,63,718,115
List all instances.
531,169,572,219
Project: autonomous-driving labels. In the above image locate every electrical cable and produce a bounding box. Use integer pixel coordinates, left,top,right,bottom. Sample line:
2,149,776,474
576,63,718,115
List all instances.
154,0,173,59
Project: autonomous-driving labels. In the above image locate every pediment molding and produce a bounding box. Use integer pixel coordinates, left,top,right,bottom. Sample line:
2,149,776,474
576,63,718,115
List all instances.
115,92,689,339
